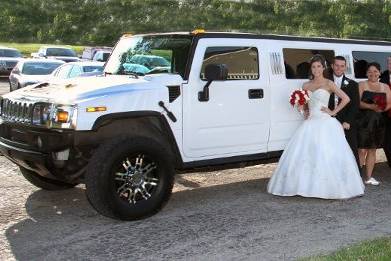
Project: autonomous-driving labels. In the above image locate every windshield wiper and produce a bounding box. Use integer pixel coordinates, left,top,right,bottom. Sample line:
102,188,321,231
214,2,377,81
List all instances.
118,71,146,78
145,67,169,75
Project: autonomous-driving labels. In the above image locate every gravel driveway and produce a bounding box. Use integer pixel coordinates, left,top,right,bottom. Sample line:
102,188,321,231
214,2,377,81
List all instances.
1,79,391,260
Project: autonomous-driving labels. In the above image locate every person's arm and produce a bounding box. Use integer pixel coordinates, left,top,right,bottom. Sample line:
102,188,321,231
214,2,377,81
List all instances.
384,83,391,111
331,84,350,116
322,82,350,116
302,82,310,119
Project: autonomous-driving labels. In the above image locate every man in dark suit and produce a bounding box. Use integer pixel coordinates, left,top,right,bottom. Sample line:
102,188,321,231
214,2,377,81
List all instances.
328,56,360,167
380,55,391,167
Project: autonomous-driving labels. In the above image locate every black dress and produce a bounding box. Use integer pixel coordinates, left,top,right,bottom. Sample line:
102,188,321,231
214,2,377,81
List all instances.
357,90,386,149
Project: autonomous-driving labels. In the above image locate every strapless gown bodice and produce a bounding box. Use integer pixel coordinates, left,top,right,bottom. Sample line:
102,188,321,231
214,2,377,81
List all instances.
308,88,331,118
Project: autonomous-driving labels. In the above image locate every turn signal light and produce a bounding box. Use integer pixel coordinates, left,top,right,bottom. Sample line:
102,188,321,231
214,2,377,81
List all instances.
56,111,69,123
86,106,107,112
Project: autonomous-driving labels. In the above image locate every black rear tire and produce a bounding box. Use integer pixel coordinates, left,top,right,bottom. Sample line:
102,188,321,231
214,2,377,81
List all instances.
85,136,175,221
20,167,78,190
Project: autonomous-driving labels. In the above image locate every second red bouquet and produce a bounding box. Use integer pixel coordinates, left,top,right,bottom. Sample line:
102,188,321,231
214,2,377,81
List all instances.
373,94,386,111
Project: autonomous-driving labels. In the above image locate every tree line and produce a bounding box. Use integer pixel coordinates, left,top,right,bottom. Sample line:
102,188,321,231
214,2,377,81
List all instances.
0,0,390,46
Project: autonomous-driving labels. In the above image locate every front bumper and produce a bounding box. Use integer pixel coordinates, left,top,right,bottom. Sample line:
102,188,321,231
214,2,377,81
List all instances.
0,121,76,179
0,139,48,172
0,68,12,77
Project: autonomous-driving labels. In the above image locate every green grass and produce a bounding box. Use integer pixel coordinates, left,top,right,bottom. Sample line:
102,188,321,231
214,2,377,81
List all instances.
302,237,391,261
0,42,86,57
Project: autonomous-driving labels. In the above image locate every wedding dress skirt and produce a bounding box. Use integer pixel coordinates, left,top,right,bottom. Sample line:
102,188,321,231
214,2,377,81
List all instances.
267,88,365,199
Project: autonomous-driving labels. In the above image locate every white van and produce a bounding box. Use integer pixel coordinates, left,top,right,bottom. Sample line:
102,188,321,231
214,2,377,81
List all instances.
1,31,390,220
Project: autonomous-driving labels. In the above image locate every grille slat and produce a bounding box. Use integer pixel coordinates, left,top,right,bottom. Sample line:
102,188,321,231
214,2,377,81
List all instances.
0,98,33,123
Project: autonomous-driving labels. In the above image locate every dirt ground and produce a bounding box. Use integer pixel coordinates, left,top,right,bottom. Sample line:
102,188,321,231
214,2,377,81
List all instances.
1,79,391,260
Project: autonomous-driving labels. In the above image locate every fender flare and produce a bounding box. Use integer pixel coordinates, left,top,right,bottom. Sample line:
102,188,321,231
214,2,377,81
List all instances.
91,111,183,167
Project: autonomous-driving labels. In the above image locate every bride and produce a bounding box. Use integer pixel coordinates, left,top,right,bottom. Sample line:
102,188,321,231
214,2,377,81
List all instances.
267,55,365,199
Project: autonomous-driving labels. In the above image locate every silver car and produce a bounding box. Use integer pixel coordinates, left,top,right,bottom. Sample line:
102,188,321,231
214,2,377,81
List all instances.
32,46,80,63
50,61,104,82
0,46,23,78
9,59,64,91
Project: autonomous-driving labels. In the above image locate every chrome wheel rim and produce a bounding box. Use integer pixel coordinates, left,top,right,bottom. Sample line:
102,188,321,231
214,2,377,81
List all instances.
114,154,159,205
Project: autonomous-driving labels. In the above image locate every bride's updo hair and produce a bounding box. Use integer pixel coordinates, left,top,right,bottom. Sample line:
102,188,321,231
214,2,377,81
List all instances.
309,54,326,67
309,54,328,79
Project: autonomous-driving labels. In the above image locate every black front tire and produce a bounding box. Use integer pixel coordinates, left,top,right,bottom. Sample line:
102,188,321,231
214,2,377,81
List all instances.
9,81,13,92
385,150,391,168
20,167,78,190
85,136,175,221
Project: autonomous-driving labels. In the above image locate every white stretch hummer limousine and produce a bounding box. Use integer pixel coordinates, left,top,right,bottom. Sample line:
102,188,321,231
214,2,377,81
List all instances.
1,31,391,220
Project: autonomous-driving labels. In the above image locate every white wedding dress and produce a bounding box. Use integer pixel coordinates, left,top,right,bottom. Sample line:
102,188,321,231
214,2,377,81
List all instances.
267,88,365,199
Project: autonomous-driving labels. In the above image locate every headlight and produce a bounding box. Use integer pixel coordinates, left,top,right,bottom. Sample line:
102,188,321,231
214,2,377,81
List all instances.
32,102,77,129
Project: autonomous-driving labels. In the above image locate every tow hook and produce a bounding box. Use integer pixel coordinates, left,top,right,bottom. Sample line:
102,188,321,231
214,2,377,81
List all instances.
158,101,177,122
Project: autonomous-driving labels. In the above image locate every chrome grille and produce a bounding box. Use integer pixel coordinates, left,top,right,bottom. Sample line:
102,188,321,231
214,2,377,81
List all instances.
1,98,33,123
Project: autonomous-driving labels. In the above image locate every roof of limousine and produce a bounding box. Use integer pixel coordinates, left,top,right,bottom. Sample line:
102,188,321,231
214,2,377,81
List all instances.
127,31,391,46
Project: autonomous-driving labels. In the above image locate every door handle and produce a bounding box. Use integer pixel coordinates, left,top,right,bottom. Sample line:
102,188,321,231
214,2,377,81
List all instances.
248,89,264,99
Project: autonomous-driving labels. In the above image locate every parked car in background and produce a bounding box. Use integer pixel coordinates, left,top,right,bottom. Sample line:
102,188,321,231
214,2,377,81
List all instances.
92,50,111,62
122,54,171,75
50,61,104,82
0,46,23,77
9,59,64,91
32,46,80,63
81,46,112,61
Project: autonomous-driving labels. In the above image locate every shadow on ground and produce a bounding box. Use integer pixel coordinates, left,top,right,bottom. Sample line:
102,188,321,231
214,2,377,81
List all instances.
5,163,391,261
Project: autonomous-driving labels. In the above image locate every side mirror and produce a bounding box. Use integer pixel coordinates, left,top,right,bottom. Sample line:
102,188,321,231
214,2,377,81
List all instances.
198,64,228,102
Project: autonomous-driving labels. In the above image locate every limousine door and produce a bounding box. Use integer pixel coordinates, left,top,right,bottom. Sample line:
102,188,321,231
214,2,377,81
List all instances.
182,38,270,160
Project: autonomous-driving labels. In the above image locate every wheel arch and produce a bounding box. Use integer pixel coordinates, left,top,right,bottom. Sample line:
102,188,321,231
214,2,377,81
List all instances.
86,111,183,168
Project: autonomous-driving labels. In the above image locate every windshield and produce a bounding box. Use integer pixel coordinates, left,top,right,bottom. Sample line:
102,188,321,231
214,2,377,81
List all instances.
0,49,22,58
104,35,192,77
22,62,63,75
46,48,77,57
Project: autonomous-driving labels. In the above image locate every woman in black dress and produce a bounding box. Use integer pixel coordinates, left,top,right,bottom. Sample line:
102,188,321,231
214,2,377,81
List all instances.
358,62,391,185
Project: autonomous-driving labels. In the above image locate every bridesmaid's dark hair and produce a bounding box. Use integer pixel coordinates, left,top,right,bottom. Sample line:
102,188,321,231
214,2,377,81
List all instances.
366,62,381,72
309,54,327,79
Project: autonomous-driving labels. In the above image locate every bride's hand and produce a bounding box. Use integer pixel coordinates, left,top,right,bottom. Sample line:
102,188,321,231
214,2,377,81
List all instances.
321,106,336,116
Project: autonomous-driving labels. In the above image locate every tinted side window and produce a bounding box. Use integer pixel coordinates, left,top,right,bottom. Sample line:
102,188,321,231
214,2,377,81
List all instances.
352,51,391,78
283,48,335,79
201,47,259,80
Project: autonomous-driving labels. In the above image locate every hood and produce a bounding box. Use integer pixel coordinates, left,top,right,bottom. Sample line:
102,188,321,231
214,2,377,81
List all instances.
4,74,183,104
18,74,52,85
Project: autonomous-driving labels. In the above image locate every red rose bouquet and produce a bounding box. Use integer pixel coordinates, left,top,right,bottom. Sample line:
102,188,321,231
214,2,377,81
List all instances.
289,89,310,112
